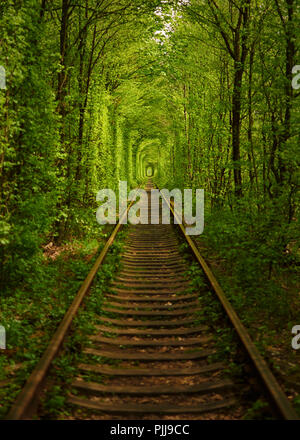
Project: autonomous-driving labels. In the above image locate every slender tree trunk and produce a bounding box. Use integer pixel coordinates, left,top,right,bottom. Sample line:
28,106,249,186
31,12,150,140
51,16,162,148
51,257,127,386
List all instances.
57,0,69,128
231,61,243,197
247,44,259,194
278,0,295,183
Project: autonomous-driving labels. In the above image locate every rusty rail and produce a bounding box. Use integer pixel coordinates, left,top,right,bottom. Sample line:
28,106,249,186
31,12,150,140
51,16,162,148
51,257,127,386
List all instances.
160,189,298,420
6,200,134,420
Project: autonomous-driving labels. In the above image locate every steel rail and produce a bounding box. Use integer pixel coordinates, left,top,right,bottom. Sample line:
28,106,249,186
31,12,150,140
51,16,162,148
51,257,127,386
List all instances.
160,189,298,420
6,200,135,420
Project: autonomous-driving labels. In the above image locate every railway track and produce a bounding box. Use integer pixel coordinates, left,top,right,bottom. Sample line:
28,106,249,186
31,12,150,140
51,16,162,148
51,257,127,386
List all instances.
6,181,298,420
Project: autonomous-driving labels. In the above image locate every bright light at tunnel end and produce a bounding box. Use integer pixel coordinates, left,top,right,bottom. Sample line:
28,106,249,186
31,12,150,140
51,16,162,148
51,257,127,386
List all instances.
96,181,204,236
